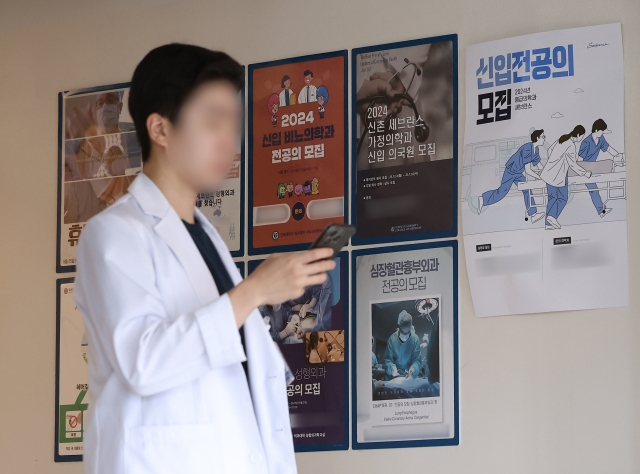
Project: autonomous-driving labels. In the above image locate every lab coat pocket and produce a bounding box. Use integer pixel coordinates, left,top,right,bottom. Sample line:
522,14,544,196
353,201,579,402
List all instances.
124,423,227,474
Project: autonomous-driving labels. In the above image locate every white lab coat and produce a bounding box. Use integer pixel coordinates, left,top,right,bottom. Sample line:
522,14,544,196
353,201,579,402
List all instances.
74,173,296,474
297,84,317,103
540,139,588,187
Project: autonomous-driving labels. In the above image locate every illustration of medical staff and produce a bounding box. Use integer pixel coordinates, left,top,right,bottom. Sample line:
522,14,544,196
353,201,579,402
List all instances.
384,310,421,379
539,125,592,230
477,129,546,223
297,69,317,103
279,75,296,106
578,118,623,218
286,182,294,197
268,93,279,127
316,85,328,119
277,183,286,199
311,177,319,195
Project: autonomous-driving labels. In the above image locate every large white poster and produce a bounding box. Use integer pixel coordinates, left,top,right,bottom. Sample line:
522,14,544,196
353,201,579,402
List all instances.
462,23,628,317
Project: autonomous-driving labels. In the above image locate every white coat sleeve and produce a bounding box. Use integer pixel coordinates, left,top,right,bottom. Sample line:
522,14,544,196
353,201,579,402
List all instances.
74,211,246,397
566,148,588,176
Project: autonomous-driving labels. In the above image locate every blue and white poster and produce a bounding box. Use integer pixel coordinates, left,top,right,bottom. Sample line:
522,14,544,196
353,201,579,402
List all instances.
462,24,628,317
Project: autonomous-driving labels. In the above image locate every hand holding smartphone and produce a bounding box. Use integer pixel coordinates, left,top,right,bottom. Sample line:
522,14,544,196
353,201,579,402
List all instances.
309,223,355,260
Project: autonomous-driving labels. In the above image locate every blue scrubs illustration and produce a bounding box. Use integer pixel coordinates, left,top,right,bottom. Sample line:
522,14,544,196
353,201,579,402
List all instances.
578,119,621,217
384,311,422,379
539,125,591,230
478,130,545,221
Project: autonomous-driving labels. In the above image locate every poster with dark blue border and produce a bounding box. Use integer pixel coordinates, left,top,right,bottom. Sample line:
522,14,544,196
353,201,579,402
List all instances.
248,51,348,255
248,252,349,451
351,35,458,246
57,83,245,273
57,83,139,273
55,277,86,462
351,241,459,449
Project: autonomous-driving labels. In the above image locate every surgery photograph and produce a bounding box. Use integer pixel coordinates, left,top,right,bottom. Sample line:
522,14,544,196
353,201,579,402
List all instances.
371,298,441,401
258,260,340,344
305,330,345,363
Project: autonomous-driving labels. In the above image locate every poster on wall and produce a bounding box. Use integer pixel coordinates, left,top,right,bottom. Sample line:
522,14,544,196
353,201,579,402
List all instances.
248,51,348,255
351,35,458,246
55,278,87,462
248,253,349,451
462,23,628,317
57,83,141,273
352,241,458,449
195,90,245,256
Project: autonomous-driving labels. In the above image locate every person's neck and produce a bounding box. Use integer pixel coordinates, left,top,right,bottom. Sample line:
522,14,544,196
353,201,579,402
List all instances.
143,155,198,224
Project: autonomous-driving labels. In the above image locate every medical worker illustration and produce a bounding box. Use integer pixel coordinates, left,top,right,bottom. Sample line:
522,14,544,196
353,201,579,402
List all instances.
316,85,328,119
384,310,422,379
279,75,296,106
268,93,279,127
539,125,592,230
297,69,317,104
578,118,623,218
477,129,546,223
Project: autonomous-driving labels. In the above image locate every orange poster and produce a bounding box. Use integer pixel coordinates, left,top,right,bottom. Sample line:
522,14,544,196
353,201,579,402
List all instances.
248,51,347,254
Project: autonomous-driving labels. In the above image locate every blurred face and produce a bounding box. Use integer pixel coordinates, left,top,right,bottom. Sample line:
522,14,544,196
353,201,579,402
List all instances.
535,133,545,146
304,74,312,85
593,129,604,138
284,78,291,89
573,134,584,142
165,80,241,191
318,96,324,106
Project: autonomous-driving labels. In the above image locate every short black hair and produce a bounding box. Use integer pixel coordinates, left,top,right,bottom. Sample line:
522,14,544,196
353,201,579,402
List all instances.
303,70,313,77
531,129,544,142
128,43,244,162
592,118,607,133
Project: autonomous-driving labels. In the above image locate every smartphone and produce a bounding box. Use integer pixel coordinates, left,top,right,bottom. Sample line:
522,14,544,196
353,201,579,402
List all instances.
309,223,355,259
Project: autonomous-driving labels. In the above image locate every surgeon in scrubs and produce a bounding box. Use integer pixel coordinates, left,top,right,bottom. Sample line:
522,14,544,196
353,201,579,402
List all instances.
73,44,335,474
578,118,622,217
384,310,422,379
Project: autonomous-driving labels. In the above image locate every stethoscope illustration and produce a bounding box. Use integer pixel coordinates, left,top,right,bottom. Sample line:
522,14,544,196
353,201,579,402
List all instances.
356,58,430,155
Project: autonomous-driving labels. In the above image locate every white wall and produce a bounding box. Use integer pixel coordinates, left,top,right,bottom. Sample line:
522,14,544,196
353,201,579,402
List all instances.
0,0,638,472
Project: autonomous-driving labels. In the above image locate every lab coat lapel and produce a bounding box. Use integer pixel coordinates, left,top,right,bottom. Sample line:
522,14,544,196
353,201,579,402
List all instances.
127,174,219,307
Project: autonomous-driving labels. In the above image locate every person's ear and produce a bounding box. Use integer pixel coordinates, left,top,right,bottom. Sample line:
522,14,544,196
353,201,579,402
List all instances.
147,113,171,155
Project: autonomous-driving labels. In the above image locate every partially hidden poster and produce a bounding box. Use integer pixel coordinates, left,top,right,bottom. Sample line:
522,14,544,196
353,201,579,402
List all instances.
55,278,87,462
248,51,348,254
248,253,349,451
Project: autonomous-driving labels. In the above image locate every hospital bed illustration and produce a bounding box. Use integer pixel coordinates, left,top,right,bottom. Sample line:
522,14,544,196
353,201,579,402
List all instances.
516,157,626,215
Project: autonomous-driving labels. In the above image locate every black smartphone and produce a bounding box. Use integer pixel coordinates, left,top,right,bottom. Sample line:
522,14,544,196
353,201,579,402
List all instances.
309,223,355,259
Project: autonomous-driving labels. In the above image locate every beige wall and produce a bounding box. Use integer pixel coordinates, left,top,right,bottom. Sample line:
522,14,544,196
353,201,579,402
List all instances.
0,0,639,472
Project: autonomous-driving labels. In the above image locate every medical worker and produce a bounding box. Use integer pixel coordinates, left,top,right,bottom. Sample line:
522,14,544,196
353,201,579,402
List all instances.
384,310,422,379
297,69,317,103
74,44,336,474
540,125,592,230
578,118,622,218
478,129,546,223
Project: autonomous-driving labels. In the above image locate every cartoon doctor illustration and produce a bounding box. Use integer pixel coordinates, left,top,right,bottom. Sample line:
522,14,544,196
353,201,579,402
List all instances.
477,129,546,223
279,75,296,106
297,69,317,103
539,125,592,230
578,118,623,218
73,44,335,474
